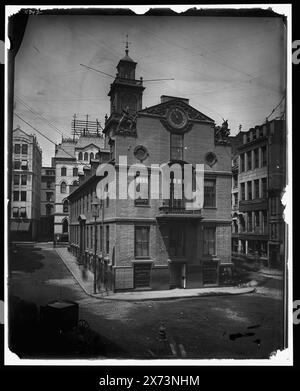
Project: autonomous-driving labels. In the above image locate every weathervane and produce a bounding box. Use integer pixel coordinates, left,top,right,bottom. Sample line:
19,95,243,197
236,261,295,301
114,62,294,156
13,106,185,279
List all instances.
123,34,132,56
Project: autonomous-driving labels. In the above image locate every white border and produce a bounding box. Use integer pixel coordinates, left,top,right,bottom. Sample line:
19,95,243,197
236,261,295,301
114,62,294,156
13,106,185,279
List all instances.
4,4,293,366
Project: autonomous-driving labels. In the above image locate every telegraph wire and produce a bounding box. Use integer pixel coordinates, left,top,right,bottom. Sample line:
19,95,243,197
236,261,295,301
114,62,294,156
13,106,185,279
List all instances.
16,96,64,137
13,112,96,167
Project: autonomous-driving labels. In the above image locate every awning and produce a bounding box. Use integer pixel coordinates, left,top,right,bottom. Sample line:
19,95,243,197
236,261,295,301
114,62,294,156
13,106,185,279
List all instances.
10,221,31,232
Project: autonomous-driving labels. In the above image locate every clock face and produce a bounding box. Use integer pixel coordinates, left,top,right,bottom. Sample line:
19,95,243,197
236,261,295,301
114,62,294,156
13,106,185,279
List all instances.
167,107,188,129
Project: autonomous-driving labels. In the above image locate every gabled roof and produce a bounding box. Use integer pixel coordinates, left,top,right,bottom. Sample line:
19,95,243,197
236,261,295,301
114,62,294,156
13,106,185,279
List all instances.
13,127,32,139
75,135,105,149
139,98,215,123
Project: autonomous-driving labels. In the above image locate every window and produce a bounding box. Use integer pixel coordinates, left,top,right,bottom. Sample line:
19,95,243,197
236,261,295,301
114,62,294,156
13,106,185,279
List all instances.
239,215,246,232
262,178,267,198
13,175,19,185
248,212,252,232
60,182,67,193
21,191,26,201
13,191,19,201
61,167,67,176
63,200,69,213
233,174,238,188
14,144,20,154
20,207,26,218
204,179,216,208
134,226,149,258
62,219,68,233
21,144,28,155
90,152,94,160
233,193,238,207
246,133,251,143
247,181,252,200
21,175,27,186
46,192,53,202
233,221,238,234
203,227,216,256
78,152,83,160
254,179,260,199
254,149,259,168
95,152,100,160
261,146,267,166
99,226,103,251
73,167,78,177
106,225,110,254
255,211,260,227
84,152,88,161
21,160,28,170
46,204,52,216
241,183,245,201
47,181,51,189
246,151,252,171
240,154,245,172
12,207,19,218
14,161,21,169
135,171,150,206
169,225,185,257
170,133,184,161
263,211,268,232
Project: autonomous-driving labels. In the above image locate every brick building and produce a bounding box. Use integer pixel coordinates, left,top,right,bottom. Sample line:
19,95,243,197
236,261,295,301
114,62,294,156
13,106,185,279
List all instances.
67,48,233,292
53,134,105,242
230,119,286,268
10,127,42,241
39,166,55,241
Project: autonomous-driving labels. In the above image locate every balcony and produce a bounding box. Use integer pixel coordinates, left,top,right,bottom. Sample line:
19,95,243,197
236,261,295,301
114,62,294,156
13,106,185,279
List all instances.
157,201,203,221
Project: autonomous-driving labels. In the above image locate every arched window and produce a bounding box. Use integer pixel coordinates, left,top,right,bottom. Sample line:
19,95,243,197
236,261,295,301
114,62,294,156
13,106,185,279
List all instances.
60,181,67,193
73,167,78,176
95,152,100,160
46,204,53,216
63,199,69,213
78,152,82,160
84,152,88,161
61,167,67,176
62,219,69,233
90,152,94,160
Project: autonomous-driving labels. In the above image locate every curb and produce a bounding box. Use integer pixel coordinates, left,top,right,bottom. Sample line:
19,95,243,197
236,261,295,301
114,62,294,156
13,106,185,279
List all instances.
55,249,256,302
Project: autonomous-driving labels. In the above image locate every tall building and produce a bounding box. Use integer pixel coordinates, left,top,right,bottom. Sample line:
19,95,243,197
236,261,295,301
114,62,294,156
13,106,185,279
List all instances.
68,47,233,292
53,134,105,242
230,119,286,268
10,127,42,241
40,166,55,241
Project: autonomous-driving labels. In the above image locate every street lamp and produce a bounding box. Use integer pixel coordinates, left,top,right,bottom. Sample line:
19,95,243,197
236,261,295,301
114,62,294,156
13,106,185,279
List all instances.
91,198,100,294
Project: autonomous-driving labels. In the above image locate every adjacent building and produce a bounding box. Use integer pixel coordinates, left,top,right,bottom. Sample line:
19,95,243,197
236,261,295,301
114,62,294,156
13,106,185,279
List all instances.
68,48,233,292
10,127,42,241
230,118,286,268
40,166,55,241
53,134,106,242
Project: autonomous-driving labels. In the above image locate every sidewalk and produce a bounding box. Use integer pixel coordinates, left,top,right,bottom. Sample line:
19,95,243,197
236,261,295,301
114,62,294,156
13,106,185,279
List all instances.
55,247,255,301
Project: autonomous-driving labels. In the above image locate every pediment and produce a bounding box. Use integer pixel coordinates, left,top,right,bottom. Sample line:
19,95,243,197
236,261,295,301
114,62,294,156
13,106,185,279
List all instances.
139,98,215,123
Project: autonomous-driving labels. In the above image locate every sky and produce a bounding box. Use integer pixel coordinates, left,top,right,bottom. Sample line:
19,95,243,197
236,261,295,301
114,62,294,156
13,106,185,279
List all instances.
13,13,286,166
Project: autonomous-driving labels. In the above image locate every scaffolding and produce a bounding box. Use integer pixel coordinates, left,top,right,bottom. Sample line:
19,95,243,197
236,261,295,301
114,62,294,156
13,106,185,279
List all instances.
71,114,104,140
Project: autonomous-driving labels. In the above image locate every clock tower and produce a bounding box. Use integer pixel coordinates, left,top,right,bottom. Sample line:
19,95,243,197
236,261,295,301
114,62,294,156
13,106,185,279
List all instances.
108,37,145,116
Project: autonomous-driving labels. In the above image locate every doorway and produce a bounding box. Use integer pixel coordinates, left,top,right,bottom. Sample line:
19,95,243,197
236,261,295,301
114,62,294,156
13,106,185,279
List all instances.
169,263,186,289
